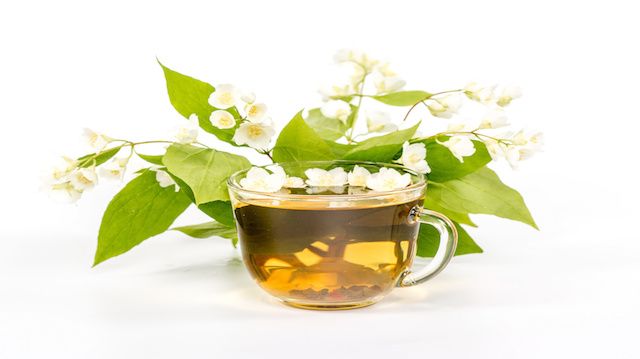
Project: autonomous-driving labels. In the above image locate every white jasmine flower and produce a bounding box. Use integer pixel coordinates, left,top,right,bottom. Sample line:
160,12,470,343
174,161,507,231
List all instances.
305,167,348,187
479,108,509,129
333,49,356,64
464,82,496,103
320,100,352,123
83,129,110,150
245,102,268,122
400,142,431,174
51,182,83,203
484,139,506,160
210,110,237,129
176,114,200,144
446,118,475,132
495,85,522,107
51,156,77,181
375,62,397,77
233,121,275,150
99,158,128,180
513,131,544,161
69,167,98,191
440,136,477,163
505,146,522,169
427,94,463,119
319,84,353,101
373,74,406,95
266,165,305,188
284,177,306,188
153,169,179,191
366,167,411,192
334,49,378,71
366,111,397,133
347,165,371,187
208,84,240,109
240,167,285,193
240,91,256,104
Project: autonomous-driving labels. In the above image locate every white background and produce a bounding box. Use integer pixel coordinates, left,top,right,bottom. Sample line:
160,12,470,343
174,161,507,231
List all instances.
1,0,639,358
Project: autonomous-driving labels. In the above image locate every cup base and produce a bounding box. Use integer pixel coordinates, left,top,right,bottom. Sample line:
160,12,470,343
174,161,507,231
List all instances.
282,300,377,311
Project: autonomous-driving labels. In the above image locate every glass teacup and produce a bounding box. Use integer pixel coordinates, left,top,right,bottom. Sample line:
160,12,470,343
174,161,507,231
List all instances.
228,161,457,310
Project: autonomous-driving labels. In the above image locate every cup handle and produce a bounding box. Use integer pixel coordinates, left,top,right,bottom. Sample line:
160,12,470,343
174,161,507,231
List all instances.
397,208,458,287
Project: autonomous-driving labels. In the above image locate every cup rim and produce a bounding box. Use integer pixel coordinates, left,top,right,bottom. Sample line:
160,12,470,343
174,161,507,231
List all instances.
227,160,426,201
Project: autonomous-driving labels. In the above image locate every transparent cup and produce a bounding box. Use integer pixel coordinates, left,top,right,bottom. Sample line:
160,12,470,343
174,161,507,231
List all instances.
228,161,457,310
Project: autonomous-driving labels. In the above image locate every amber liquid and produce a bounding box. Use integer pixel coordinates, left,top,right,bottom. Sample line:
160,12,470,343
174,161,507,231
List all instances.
234,199,421,305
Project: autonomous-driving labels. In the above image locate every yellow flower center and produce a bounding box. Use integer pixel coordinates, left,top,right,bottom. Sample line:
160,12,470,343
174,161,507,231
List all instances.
248,125,264,138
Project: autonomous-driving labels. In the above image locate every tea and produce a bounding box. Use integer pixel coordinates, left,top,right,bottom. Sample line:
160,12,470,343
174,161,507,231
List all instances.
234,198,422,308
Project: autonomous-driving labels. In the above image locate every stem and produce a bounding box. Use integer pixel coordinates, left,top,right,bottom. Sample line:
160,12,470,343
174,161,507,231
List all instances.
401,89,464,122
345,70,369,144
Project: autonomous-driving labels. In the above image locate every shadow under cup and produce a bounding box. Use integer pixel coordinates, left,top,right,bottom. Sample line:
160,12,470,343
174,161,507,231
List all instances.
227,161,427,310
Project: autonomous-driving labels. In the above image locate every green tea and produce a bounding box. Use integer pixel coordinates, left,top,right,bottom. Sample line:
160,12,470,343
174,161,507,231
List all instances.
234,199,421,307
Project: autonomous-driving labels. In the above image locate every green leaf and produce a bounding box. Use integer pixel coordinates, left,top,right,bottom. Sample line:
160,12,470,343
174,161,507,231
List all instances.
158,61,240,144
77,146,122,167
422,137,491,182
325,141,356,158
173,221,238,246
170,175,235,226
137,153,165,166
417,222,483,257
304,108,349,141
341,123,419,162
372,91,431,106
424,196,477,227
163,143,251,205
428,167,538,229
93,170,192,265
272,111,336,163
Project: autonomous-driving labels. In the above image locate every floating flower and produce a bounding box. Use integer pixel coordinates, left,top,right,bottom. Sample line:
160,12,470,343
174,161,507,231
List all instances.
153,169,179,191
245,102,268,122
208,84,240,109
400,142,431,174
495,86,522,107
240,167,285,193
305,167,348,187
366,167,411,192
427,94,463,119
233,121,275,150
175,114,200,144
321,100,352,123
464,82,495,103
440,136,477,163
265,165,305,188
210,110,236,129
83,129,110,150
479,108,509,129
373,74,406,95
366,111,397,133
69,167,98,191
347,165,371,187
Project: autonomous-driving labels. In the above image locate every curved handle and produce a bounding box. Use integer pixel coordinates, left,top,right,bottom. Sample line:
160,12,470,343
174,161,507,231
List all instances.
398,208,458,287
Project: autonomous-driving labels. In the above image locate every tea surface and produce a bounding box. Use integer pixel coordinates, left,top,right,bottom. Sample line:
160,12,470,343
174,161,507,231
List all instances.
234,199,421,305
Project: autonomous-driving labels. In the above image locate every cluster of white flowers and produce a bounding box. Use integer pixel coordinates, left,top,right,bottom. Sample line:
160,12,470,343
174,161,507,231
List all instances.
485,131,544,168
464,82,523,107
49,130,115,202
239,165,305,193
239,165,414,194
207,84,275,150
319,49,407,119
